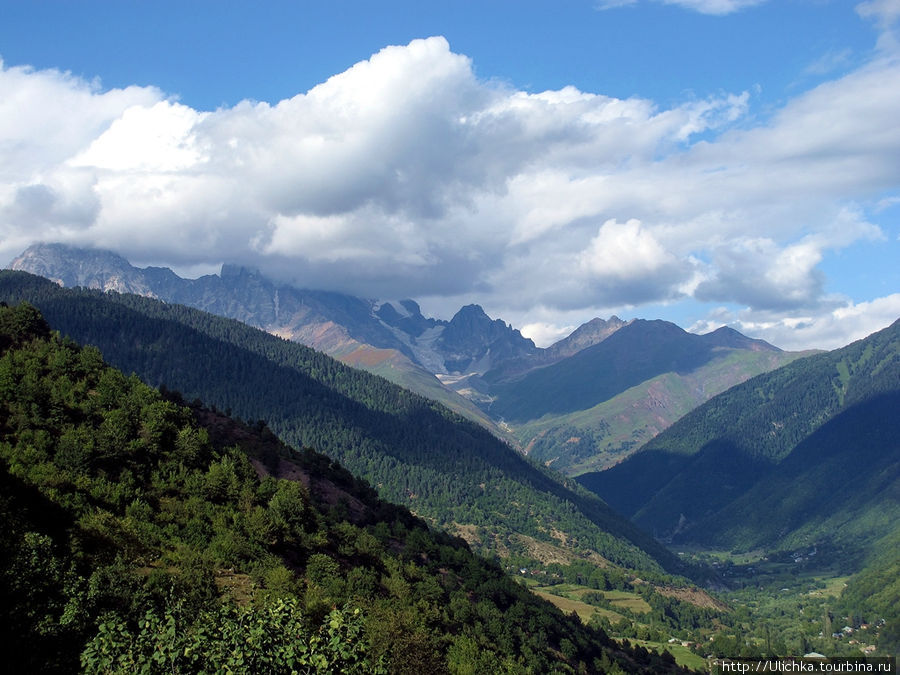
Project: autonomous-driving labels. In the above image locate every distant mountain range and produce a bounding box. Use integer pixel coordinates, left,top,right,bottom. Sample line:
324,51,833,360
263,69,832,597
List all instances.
487,318,807,473
8,242,806,474
9,243,537,375
9,243,533,428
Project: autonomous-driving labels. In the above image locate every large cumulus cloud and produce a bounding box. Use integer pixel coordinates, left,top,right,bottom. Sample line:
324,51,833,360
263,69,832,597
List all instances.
1,25,899,349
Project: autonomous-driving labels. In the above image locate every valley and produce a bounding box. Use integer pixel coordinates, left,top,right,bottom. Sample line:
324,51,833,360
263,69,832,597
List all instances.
2,256,898,670
4,3,900,670
515,546,890,668
0,271,683,576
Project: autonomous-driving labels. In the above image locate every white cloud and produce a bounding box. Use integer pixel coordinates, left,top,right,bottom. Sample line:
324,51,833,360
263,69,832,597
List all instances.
694,209,884,311
661,0,767,15
691,294,900,351
857,0,900,27
71,101,207,172
857,0,900,52
577,219,693,304
595,0,639,10
519,322,577,348
596,0,767,15
695,237,826,310
0,59,162,180
804,48,854,77
1,33,898,350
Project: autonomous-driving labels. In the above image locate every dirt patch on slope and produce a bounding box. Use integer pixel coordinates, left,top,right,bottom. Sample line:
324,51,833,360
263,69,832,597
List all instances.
657,586,730,611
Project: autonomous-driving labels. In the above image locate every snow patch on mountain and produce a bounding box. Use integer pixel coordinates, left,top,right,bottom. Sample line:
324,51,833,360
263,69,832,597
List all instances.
374,316,449,374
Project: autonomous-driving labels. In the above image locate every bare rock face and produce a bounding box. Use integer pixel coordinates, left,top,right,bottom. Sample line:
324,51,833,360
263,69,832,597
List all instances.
436,304,538,375
9,243,159,296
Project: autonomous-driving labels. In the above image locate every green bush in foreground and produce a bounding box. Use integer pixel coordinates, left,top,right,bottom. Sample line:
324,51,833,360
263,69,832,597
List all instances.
82,598,382,674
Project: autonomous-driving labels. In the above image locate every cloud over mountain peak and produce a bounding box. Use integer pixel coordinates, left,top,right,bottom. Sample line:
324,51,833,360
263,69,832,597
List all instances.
1,31,899,350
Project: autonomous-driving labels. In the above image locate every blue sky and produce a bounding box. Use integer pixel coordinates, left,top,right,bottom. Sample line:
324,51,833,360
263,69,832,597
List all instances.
0,1,876,109
1,0,899,350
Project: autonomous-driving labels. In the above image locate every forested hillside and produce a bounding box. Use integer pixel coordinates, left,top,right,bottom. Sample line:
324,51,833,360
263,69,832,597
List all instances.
0,271,687,583
837,528,900,655
578,318,900,557
0,301,693,673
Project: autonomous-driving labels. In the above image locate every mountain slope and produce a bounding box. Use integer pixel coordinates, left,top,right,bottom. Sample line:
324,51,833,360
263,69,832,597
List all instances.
485,319,801,474
578,318,900,559
488,319,783,423
0,270,686,581
686,390,900,556
515,347,805,474
1,301,682,674
479,316,631,387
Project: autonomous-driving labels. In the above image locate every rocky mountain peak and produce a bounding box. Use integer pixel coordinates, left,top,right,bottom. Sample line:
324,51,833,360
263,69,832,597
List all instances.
545,315,630,360
374,299,436,338
438,304,537,374
9,243,154,296
445,305,530,345
700,325,781,352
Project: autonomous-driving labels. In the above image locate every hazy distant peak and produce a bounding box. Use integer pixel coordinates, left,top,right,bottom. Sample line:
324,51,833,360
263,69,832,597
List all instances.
447,304,531,341
451,303,490,320
398,299,422,316
375,299,424,319
374,299,437,339
700,325,781,352
572,315,629,336
545,315,630,359
220,263,264,279
11,242,131,271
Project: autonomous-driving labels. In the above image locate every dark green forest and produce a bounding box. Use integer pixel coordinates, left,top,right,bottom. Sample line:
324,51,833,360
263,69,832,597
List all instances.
1,301,698,673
